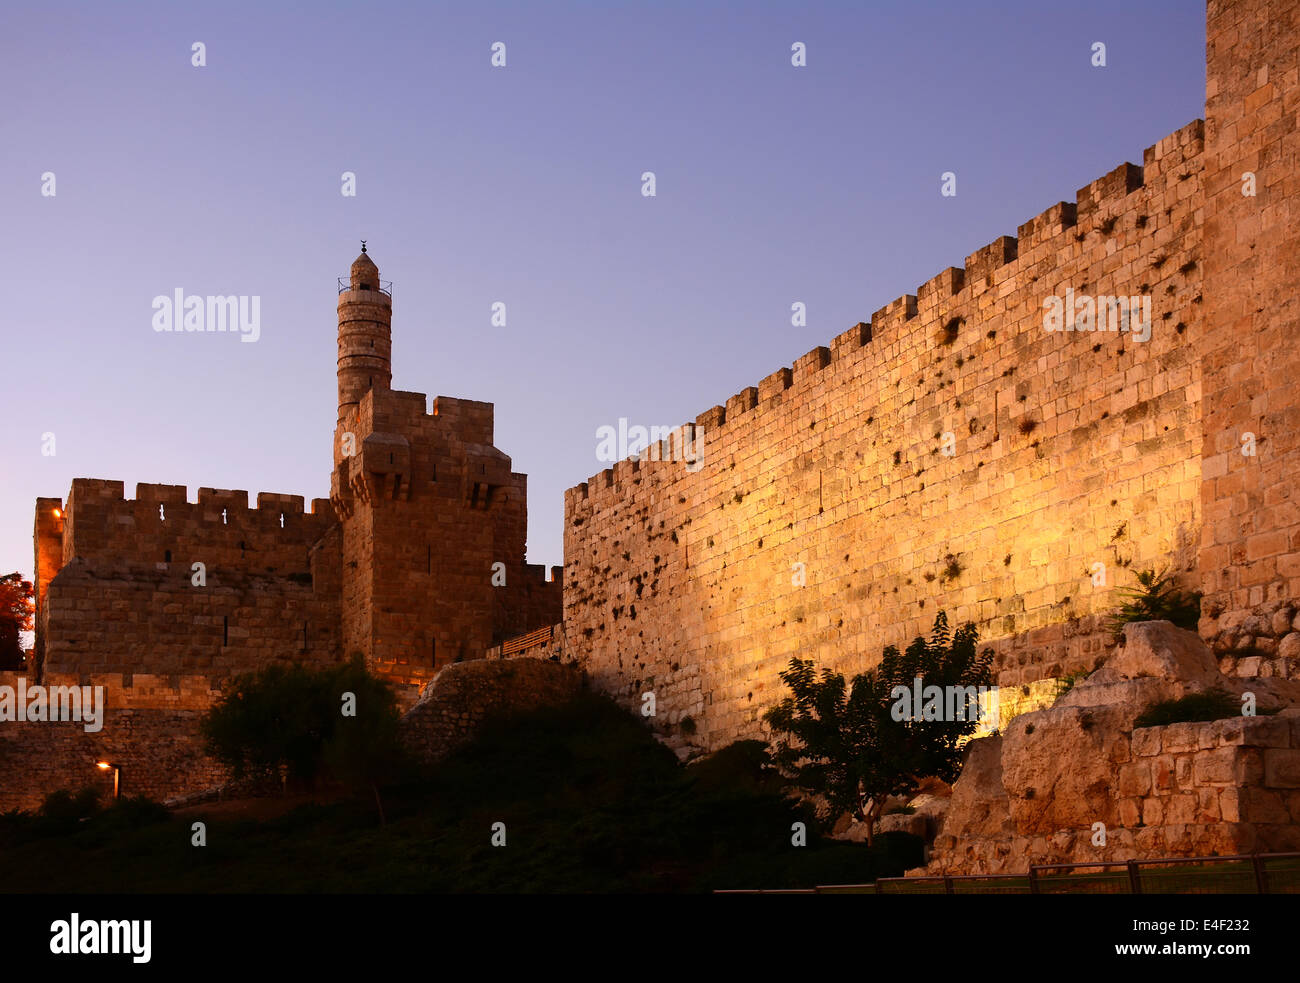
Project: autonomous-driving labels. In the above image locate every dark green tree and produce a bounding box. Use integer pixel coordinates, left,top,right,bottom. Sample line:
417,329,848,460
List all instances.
201,656,406,819
764,612,992,845
320,658,410,824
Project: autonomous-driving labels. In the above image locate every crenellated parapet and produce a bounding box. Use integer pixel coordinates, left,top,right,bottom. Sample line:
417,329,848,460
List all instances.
567,118,1207,517
563,117,1211,756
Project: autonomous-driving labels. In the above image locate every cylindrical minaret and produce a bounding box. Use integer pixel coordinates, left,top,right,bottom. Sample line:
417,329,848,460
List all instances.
337,243,393,425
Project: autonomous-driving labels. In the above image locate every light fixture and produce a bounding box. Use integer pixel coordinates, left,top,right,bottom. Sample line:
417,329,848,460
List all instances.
96,761,121,799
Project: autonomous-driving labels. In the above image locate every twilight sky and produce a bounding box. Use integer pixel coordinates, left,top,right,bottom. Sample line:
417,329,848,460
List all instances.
1,0,1205,582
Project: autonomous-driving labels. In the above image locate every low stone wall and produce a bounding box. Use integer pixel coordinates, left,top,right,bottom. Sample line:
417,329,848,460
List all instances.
1118,714,1300,852
924,622,1300,875
401,657,585,764
0,709,228,813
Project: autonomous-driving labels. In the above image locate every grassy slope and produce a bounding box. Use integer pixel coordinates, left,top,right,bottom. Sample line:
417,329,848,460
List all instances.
0,693,921,893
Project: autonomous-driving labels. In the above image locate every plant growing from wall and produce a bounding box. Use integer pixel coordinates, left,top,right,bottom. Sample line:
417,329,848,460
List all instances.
1106,567,1202,636
1133,689,1272,728
764,612,991,846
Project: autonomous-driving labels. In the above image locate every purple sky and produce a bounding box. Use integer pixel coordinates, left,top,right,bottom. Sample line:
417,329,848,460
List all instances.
2,1,1205,583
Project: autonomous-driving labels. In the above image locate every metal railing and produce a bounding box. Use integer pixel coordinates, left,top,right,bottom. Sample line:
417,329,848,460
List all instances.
717,852,1300,894
337,277,392,297
502,625,554,656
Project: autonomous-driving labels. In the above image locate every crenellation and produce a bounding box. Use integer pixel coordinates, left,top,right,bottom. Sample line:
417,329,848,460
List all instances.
871,293,919,331
919,268,965,306
758,366,794,401
696,405,725,430
68,478,125,503
1016,202,1078,251
964,236,1019,282
255,492,305,513
1075,162,1145,222
830,322,872,360
724,387,759,421
135,482,188,504
792,346,831,383
197,487,250,508
563,109,1228,754
16,4,1300,840
23,246,559,802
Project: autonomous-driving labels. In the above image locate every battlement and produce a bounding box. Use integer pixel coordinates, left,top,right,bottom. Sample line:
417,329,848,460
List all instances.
348,388,497,447
564,112,1213,755
0,670,225,710
50,478,338,581
568,118,1207,505
64,479,332,518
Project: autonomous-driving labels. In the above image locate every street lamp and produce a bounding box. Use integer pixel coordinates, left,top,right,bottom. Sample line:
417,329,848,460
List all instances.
96,761,121,800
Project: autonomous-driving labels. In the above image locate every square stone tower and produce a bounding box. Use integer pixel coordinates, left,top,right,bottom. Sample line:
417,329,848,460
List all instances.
330,246,560,691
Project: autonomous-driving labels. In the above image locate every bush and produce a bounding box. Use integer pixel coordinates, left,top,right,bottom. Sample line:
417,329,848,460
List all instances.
1108,568,1201,635
39,787,101,824
1134,689,1248,728
201,656,407,802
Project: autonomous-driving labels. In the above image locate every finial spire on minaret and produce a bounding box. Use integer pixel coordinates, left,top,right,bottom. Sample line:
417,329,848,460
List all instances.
361,239,367,253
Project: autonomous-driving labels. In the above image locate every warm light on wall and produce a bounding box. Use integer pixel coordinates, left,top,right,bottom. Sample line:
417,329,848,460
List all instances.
96,761,121,799
53,508,61,518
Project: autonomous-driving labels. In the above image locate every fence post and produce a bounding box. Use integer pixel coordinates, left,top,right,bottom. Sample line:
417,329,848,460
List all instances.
1028,866,1040,895
1127,860,1142,894
944,876,954,895
1252,854,1268,894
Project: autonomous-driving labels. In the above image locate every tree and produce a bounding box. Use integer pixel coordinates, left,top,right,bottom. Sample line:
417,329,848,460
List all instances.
763,611,992,845
200,656,407,820
320,658,410,824
0,573,34,671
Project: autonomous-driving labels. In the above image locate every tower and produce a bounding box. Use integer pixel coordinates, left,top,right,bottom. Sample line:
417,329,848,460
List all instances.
328,244,562,697
336,243,392,430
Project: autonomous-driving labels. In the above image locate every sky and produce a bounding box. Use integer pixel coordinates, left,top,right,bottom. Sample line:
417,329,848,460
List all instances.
0,0,1206,583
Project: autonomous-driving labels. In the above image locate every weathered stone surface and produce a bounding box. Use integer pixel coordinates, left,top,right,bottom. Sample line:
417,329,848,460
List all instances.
925,625,1300,875
401,657,585,764
1279,633,1300,661
13,250,563,808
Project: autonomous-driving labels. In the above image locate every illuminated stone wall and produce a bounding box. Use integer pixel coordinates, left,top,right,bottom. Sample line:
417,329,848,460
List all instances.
564,117,1207,752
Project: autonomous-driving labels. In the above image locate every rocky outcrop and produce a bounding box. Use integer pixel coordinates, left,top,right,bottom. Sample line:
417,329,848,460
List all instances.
400,657,585,764
921,621,1300,875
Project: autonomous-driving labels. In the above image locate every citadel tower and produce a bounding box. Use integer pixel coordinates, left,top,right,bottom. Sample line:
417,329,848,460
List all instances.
329,246,560,690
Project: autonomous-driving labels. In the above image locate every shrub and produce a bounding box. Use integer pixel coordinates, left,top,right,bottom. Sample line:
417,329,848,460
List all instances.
39,787,101,824
1107,567,1201,635
1134,689,1246,728
201,655,407,817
